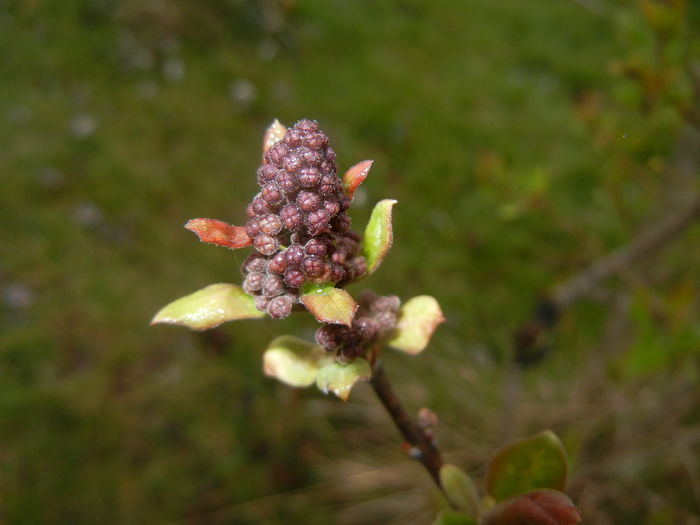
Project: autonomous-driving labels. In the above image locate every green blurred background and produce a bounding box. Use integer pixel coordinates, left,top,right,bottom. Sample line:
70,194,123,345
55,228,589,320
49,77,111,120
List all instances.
2,0,700,523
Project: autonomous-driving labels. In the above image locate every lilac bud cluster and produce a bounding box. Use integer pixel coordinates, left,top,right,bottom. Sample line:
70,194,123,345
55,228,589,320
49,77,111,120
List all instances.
315,291,401,362
241,119,367,318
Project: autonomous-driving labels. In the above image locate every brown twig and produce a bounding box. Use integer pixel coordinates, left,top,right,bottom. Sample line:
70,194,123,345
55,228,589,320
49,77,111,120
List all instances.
369,361,445,490
514,195,700,365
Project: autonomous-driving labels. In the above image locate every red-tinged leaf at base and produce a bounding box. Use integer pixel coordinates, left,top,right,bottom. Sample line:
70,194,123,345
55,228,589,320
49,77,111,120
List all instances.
315,358,371,401
362,199,397,275
342,159,373,199
151,283,265,330
387,295,445,354
486,430,568,502
480,490,581,525
185,218,251,249
262,119,287,156
300,282,358,326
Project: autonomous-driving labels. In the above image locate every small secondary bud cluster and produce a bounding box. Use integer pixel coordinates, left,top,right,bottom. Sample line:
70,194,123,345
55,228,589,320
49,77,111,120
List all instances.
315,291,401,362
241,119,367,318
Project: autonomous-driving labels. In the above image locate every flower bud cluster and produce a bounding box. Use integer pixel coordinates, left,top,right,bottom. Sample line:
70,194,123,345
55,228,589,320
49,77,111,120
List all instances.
241,119,367,318
315,291,401,362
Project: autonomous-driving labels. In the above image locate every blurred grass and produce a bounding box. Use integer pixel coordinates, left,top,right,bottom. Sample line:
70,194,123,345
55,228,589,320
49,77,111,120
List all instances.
1,0,700,523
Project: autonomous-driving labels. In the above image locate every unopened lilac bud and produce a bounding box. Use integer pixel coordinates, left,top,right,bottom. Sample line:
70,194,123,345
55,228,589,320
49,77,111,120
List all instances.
302,256,325,278
268,251,287,274
259,214,283,236
245,203,256,218
304,237,329,257
375,311,398,334
253,233,278,256
276,171,299,193
280,205,303,231
353,316,377,341
297,191,321,212
373,295,401,313
284,268,305,288
261,182,284,207
262,275,285,298
299,167,321,188
315,324,341,350
323,199,341,216
319,174,340,196
242,253,267,273
284,244,305,267
245,217,261,238
306,209,331,235
243,272,264,294
252,196,271,215
331,213,351,234
254,295,270,313
257,164,277,185
267,295,293,319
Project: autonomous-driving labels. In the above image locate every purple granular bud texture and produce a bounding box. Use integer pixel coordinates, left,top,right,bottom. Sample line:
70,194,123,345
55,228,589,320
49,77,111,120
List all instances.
259,214,283,236
373,295,401,313
267,295,293,319
242,119,368,315
375,311,398,334
243,272,264,294
302,256,325,278
315,324,341,350
254,233,278,256
262,275,285,298
353,317,377,341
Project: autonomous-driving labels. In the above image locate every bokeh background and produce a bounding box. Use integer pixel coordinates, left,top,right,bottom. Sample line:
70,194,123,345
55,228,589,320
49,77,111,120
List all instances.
2,0,700,523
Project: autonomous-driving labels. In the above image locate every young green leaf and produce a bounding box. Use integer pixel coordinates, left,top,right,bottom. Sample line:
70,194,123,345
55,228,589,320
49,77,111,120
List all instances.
262,119,287,156
300,282,358,326
387,295,445,354
439,464,480,517
480,489,581,525
316,358,371,401
185,218,251,249
486,430,568,502
151,283,264,330
263,336,333,388
431,510,478,525
362,199,397,275
342,159,373,200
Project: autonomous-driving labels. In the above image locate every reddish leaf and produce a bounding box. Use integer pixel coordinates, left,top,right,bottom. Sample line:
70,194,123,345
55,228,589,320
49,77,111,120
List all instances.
480,490,581,525
185,218,251,249
342,159,373,199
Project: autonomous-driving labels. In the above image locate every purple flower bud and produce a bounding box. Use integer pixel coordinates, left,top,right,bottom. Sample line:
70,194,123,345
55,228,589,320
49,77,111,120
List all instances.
268,251,287,274
267,295,293,319
242,272,264,294
283,153,303,173
304,237,329,257
242,253,268,274
262,274,285,298
298,167,321,188
280,205,303,231
315,324,341,350
302,256,325,278
318,174,339,196
284,268,305,288
276,171,299,193
252,196,271,215
261,182,284,207
254,295,270,313
331,212,351,234
257,164,277,185
353,316,377,341
296,191,321,212
306,209,331,235
245,217,261,238
284,244,305,267
259,213,283,236
253,233,278,256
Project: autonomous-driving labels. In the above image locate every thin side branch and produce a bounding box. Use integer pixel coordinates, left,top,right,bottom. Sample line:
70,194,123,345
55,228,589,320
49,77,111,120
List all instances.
514,196,700,364
369,362,445,490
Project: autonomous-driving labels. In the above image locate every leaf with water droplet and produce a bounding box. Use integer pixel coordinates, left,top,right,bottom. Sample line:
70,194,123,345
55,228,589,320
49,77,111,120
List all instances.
300,282,358,326
316,359,371,401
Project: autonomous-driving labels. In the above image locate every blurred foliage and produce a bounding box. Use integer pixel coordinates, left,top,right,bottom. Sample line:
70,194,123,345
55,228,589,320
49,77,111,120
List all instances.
1,0,700,523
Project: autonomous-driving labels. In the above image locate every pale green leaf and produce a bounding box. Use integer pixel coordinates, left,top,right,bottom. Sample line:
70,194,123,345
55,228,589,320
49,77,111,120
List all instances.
439,464,480,517
300,282,358,326
316,358,372,401
263,336,333,388
362,199,397,275
151,283,264,330
387,295,445,354
431,510,478,525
